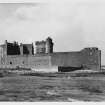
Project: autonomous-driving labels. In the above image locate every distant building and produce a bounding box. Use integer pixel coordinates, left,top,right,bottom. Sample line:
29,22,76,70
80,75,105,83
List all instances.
0,37,101,72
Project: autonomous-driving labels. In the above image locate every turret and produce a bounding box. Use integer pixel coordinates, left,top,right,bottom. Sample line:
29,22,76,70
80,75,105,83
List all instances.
20,43,23,55
4,40,8,56
45,37,53,53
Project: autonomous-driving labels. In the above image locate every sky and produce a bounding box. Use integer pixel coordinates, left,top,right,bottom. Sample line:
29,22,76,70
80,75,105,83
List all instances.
0,0,105,64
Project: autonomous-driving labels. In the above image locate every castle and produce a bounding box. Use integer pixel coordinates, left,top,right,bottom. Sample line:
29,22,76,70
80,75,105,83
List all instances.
0,37,101,72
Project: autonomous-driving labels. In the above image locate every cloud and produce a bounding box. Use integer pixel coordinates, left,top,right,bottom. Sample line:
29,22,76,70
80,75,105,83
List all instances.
0,3,80,42
0,1,105,57
14,4,52,22
14,5,42,20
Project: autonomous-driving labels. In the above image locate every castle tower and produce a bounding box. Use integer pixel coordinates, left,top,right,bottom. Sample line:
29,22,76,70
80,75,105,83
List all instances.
20,43,23,55
4,40,8,56
45,37,53,53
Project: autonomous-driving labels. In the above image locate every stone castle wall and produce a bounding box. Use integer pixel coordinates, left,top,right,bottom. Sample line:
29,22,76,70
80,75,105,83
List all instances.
50,48,101,70
51,52,82,67
0,47,101,71
2,55,51,69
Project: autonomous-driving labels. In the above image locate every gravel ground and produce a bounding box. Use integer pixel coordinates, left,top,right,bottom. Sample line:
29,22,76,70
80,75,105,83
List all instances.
0,74,105,101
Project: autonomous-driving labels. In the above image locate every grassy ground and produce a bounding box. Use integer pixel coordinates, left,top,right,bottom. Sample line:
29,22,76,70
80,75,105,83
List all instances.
0,73,105,101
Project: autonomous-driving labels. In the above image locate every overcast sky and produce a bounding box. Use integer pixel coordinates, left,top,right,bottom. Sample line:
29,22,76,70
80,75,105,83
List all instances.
0,0,105,64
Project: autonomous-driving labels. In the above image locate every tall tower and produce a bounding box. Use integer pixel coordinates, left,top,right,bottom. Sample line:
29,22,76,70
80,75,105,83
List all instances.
4,40,8,56
20,43,23,55
45,37,53,53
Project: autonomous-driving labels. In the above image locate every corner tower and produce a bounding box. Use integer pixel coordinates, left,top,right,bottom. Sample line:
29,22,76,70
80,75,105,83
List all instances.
46,37,54,53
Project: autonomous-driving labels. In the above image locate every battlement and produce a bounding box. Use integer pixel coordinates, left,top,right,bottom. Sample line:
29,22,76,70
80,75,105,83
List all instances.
35,41,46,45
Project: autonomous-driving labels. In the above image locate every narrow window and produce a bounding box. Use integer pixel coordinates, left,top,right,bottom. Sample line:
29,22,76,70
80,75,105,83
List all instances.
90,52,93,55
10,61,12,65
22,61,24,64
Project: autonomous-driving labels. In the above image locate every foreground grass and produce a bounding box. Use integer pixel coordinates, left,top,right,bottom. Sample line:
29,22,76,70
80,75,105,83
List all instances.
0,74,105,101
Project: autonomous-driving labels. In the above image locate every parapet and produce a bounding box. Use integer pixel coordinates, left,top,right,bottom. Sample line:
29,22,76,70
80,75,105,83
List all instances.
82,47,99,51
35,40,46,45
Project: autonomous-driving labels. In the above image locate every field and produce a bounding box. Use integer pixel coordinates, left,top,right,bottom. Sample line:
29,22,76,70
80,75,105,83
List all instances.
0,71,105,101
